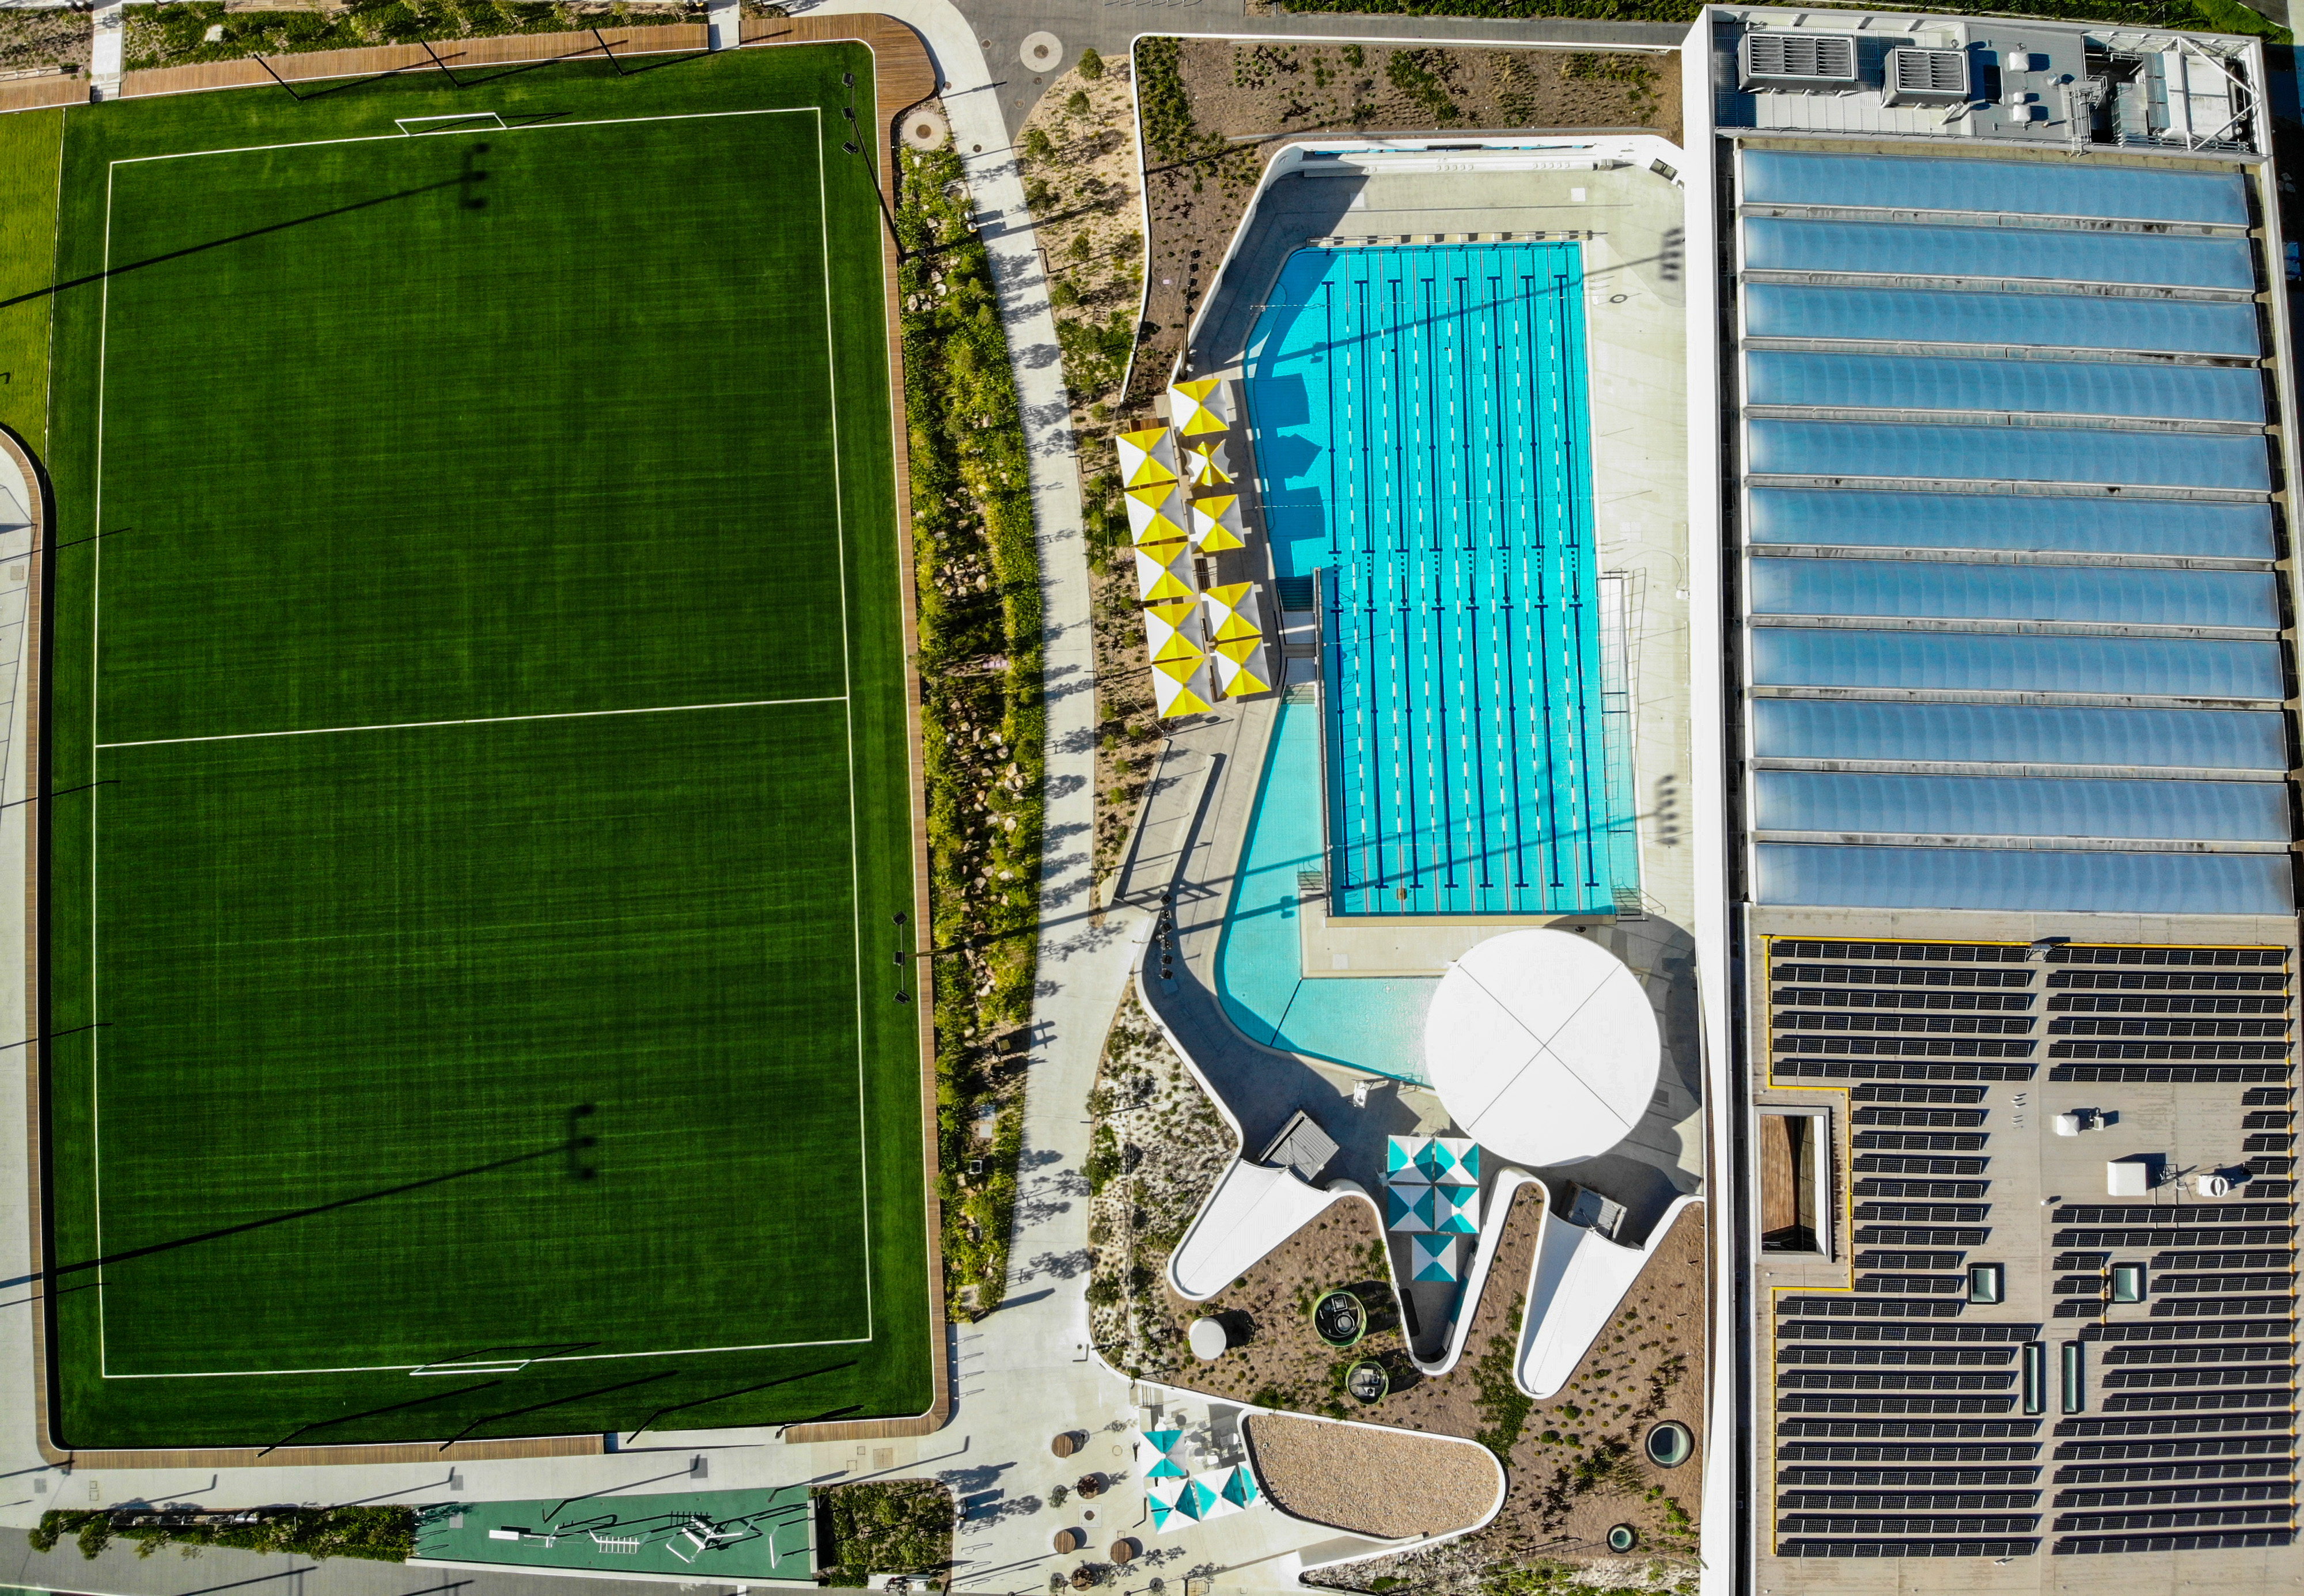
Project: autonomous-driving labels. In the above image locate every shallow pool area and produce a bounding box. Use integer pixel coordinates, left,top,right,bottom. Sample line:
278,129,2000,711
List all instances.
1216,697,1435,1083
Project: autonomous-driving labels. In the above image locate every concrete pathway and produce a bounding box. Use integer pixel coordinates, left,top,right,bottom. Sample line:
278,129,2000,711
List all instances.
89,0,123,98
707,0,741,51
804,0,1164,1583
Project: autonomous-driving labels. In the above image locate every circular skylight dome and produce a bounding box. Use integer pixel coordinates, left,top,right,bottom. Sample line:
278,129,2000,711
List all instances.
1422,928,1661,1167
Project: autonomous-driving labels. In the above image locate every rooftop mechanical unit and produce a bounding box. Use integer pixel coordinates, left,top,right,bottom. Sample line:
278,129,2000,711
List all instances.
1739,31,1859,94
1885,46,1971,107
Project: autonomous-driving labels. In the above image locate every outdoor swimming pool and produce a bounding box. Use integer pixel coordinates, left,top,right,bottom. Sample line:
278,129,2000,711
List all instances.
1240,244,1635,918
1216,697,1435,1082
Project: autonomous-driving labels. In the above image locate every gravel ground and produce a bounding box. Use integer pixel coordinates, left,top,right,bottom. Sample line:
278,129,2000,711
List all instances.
1246,1413,1502,1540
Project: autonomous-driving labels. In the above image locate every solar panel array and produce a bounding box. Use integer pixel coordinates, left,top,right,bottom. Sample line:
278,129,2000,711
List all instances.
1730,147,2298,919
1765,938,2298,1559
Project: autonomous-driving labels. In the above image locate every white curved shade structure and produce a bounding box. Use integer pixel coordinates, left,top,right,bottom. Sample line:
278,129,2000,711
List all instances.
1423,929,1661,1167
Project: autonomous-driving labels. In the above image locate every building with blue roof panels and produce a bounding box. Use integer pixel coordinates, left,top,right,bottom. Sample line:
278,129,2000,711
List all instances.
1688,7,2303,1591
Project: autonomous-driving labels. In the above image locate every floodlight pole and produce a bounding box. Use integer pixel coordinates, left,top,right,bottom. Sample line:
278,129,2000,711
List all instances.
590,27,626,76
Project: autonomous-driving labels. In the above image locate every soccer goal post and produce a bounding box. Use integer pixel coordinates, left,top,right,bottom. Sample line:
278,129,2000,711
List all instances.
396,112,508,136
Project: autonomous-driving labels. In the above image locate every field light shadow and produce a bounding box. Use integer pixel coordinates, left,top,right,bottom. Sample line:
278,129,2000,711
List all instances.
0,176,471,313
438,1368,680,1449
623,1359,861,1442
2,1128,589,1290
261,1380,505,1455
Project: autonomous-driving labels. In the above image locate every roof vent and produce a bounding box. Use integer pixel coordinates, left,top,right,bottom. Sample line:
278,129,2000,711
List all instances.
1885,46,1971,107
1739,31,1859,94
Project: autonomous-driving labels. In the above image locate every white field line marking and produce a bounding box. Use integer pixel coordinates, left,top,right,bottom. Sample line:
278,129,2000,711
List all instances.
110,1331,879,1381
111,106,814,168
91,156,116,1376
816,105,877,1349
90,103,886,1379
97,695,845,750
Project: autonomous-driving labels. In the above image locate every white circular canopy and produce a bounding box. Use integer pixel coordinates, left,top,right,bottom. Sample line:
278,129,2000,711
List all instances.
1423,929,1661,1167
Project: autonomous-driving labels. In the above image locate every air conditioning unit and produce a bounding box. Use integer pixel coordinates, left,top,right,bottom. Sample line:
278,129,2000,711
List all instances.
1739,31,1859,93
1885,46,1970,107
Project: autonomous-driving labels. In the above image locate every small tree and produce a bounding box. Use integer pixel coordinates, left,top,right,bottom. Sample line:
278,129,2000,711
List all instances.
1065,89,1092,116
1077,47,1104,79
1024,125,1055,161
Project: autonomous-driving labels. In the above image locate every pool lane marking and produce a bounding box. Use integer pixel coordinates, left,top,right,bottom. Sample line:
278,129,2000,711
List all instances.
96,695,846,749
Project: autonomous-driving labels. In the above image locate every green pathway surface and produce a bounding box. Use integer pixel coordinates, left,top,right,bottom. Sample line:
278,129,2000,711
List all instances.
412,1488,814,1580
40,46,929,1449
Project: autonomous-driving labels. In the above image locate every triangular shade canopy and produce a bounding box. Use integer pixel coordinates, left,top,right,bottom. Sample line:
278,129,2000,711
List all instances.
1183,438,1233,489
1169,377,1233,437
1384,1181,1437,1234
1185,1469,1244,1520
1115,426,1180,488
1138,1427,1188,1480
1411,1233,1460,1283
1143,598,1206,664
1430,1182,1480,1236
1133,538,1195,604
1211,635,1270,699
1151,653,1214,718
1126,480,1188,547
1390,1135,1480,1185
1191,495,1248,554
1216,1464,1259,1510
1202,581,1264,644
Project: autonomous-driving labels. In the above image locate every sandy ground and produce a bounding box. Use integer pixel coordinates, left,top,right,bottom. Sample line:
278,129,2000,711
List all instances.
1086,993,1240,1381
0,8,87,75
1126,39,1681,413
1014,57,1145,429
1246,1413,1501,1540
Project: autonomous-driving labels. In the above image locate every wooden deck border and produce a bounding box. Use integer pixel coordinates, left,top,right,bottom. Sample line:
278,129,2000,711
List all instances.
25,16,949,1466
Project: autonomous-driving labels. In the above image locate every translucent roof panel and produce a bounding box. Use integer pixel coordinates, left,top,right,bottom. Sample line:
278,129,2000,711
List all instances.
1741,151,2251,226
1745,352,2265,423
1742,218,2256,290
1756,770,2291,842
1744,285,2261,356
1752,699,2290,771
1756,843,2293,916
1753,630,2284,698
1747,489,2276,559
1750,559,2280,628
1747,420,2271,490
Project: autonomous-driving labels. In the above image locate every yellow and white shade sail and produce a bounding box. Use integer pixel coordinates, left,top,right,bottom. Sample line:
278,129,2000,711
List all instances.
1190,495,1248,554
1168,376,1233,437
1133,536,1196,604
1212,635,1271,699
1142,598,1206,664
1115,426,1181,489
1202,581,1264,643
1151,652,1215,717
1181,438,1232,489
1125,480,1188,547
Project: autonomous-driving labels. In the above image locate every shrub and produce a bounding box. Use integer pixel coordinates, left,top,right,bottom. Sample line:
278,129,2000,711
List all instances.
35,1508,415,1564
896,146,1045,1317
814,1482,953,1586
1077,46,1103,78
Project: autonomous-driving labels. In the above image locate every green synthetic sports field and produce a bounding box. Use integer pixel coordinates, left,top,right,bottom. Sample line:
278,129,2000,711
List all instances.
38,45,931,1449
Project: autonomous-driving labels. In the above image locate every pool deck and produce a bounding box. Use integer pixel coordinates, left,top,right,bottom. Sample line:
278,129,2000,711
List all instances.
1191,151,1696,932
1122,147,1703,1364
